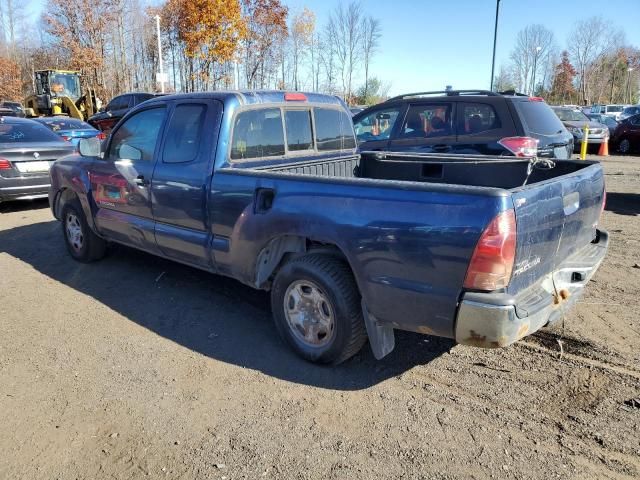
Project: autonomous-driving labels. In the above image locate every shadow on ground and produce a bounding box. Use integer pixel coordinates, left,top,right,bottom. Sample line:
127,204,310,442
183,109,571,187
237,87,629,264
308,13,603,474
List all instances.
0,198,50,214
604,192,640,216
0,220,453,390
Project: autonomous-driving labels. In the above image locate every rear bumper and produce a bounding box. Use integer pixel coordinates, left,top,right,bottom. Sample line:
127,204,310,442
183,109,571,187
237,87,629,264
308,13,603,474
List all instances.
0,175,51,202
455,229,609,348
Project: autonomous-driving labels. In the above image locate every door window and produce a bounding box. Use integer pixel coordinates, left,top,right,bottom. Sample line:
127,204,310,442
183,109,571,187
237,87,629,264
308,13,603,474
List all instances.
284,110,313,152
354,107,401,144
108,96,127,111
163,104,207,163
313,108,356,151
230,108,285,160
108,107,166,162
460,103,501,134
399,104,454,138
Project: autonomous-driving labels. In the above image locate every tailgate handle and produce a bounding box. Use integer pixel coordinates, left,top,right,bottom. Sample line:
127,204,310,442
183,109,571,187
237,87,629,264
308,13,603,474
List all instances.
563,192,580,216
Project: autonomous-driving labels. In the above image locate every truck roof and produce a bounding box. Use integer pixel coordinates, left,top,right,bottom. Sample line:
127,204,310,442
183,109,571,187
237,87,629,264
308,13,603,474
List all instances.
142,90,347,108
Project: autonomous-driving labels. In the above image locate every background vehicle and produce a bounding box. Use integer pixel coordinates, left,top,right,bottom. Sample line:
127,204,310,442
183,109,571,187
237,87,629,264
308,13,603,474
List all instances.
619,105,640,121
49,91,607,365
24,70,99,121
349,106,367,116
87,92,157,133
34,117,105,148
0,101,25,118
610,113,640,154
352,90,574,159
590,104,627,121
551,107,608,152
0,117,75,202
586,113,618,136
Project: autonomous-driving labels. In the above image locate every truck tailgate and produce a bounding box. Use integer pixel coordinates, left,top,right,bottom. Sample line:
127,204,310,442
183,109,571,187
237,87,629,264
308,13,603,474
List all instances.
507,162,605,295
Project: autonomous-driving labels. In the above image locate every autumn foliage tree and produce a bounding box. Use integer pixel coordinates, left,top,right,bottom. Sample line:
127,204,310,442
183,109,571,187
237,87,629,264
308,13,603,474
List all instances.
549,51,577,104
0,56,22,101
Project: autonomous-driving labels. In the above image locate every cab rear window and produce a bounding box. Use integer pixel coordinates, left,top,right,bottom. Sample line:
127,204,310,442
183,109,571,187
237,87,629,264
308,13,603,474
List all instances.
231,108,285,160
314,108,356,151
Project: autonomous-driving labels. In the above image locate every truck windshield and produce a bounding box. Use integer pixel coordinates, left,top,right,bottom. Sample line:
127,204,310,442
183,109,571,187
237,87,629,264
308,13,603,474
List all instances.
50,73,82,100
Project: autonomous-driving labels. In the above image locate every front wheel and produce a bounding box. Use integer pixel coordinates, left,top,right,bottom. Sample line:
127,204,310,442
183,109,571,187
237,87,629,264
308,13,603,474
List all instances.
271,254,367,365
618,138,631,154
61,199,107,263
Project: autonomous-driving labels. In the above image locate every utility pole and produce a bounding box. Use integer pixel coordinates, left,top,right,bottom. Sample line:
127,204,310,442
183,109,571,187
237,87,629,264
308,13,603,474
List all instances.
489,0,501,91
155,15,165,94
627,66,634,104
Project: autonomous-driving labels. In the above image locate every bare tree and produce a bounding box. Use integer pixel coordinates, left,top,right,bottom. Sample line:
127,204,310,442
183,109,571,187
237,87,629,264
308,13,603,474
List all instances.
360,15,380,100
509,24,556,94
568,17,622,105
328,1,362,103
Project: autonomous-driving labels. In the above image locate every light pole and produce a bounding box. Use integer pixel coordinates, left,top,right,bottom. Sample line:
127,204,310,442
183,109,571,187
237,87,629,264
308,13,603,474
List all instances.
155,15,165,94
489,0,501,91
531,46,542,95
627,66,634,104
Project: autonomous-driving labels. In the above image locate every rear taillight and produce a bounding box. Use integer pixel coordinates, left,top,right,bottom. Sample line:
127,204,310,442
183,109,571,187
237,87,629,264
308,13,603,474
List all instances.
96,132,107,140
498,136,539,157
464,209,517,291
61,135,72,142
284,92,307,101
0,158,11,170
528,96,545,102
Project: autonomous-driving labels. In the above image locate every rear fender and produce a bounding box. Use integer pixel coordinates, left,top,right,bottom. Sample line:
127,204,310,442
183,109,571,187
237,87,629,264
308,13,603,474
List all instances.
53,167,98,233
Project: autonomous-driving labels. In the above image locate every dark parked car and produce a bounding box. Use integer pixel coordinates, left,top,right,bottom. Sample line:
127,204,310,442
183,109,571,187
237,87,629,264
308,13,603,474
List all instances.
0,101,25,117
34,117,105,148
551,107,608,151
352,90,574,159
610,113,640,154
0,116,75,202
619,105,640,122
49,91,607,364
88,92,157,133
586,113,618,137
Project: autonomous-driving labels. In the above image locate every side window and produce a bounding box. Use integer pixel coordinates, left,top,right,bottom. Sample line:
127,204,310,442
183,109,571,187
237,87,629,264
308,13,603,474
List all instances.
285,110,313,152
313,108,356,151
631,116,640,126
108,108,165,162
354,107,401,143
399,104,453,139
163,104,207,163
230,108,285,160
460,103,501,134
108,96,126,111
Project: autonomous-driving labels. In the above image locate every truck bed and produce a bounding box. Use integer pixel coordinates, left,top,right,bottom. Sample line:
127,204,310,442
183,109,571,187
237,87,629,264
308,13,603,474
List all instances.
251,151,596,191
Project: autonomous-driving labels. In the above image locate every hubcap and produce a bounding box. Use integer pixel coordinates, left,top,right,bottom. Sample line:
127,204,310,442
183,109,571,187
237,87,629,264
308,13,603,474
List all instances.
284,280,335,347
620,139,630,153
65,213,84,252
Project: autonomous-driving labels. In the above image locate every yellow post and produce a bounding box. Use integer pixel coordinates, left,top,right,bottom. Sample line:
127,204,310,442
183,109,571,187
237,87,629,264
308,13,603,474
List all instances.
580,124,589,160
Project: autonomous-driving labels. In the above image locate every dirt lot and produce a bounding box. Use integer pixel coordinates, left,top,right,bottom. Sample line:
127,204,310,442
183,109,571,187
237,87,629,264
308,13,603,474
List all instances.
1,155,639,480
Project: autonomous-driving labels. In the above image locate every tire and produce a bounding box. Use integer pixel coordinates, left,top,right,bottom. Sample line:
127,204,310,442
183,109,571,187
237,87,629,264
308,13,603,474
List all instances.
271,254,367,365
61,198,107,263
618,138,631,154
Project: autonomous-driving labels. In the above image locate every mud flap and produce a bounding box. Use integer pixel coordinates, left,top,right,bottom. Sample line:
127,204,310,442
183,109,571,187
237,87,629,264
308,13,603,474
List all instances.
362,300,395,360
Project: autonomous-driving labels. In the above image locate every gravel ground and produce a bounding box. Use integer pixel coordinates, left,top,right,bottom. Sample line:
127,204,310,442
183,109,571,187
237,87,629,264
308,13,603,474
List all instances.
0,154,639,480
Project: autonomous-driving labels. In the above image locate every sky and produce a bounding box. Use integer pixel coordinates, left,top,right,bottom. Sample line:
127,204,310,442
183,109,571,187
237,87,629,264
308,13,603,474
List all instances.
27,0,640,96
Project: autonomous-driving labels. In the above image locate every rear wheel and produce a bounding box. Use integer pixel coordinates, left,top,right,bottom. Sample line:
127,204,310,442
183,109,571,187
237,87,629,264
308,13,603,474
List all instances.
61,199,107,262
271,254,367,365
618,138,631,154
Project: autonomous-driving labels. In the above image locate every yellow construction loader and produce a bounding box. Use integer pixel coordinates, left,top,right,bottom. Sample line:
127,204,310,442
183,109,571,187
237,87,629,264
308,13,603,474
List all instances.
24,70,99,121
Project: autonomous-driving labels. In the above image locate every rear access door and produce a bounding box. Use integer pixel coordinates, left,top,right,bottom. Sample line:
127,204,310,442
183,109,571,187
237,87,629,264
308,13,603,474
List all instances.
151,99,223,268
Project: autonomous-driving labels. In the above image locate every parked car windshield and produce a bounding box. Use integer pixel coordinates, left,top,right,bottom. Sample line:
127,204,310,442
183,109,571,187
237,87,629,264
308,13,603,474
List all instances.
514,100,565,135
606,105,623,112
554,108,589,122
0,121,64,143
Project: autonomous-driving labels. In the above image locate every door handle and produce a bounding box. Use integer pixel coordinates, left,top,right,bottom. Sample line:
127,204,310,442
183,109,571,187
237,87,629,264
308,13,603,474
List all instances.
134,175,149,186
254,188,275,214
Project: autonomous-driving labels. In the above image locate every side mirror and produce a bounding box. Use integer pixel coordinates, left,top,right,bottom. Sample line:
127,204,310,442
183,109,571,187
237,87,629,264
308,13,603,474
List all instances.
118,144,142,161
78,137,102,157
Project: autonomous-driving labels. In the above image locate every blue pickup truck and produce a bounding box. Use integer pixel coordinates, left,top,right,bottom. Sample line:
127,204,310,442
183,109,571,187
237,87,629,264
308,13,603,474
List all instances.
48,91,608,364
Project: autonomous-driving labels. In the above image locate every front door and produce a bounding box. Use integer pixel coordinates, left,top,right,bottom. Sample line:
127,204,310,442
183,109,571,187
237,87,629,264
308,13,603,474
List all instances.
90,106,167,252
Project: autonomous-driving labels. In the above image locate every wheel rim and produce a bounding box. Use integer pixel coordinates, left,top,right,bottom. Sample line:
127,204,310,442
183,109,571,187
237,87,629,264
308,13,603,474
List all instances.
65,212,84,252
620,139,630,153
284,280,335,347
